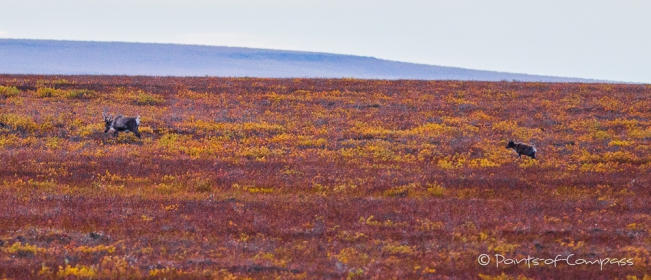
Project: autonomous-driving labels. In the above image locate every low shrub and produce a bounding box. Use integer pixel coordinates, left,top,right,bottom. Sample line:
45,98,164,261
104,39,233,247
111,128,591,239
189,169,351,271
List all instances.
0,85,21,98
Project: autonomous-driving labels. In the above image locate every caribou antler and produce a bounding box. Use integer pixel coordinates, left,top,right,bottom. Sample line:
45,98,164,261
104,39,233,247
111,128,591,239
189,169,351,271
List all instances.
102,112,114,122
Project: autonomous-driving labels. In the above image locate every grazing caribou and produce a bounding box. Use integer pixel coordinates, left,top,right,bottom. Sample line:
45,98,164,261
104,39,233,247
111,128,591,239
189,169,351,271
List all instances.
506,140,537,159
103,113,141,139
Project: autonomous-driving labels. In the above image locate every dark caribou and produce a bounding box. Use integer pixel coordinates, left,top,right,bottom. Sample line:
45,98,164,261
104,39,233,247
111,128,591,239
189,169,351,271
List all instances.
103,112,141,139
506,140,537,159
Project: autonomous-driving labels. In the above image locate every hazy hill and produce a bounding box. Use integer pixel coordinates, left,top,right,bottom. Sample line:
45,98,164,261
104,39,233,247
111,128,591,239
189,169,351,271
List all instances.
0,39,596,82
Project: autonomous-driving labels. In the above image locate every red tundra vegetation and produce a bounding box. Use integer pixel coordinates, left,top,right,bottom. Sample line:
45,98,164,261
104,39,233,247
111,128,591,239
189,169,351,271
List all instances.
1,75,651,279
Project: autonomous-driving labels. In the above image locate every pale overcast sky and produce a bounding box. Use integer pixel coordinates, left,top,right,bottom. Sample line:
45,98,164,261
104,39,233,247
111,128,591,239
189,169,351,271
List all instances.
1,0,649,83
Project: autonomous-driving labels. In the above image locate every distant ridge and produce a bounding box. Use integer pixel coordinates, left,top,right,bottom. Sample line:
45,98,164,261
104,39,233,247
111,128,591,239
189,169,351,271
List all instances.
0,39,598,82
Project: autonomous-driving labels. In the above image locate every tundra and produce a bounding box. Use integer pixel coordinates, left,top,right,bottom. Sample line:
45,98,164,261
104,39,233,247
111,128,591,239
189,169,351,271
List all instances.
103,113,141,139
506,140,537,159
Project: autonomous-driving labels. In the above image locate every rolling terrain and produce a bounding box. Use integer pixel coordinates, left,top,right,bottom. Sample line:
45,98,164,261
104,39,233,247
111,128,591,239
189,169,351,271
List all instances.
0,39,601,82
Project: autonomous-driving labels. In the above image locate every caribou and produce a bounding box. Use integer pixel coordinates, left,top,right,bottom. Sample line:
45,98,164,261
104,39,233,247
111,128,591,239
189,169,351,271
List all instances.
506,140,537,159
103,113,141,139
